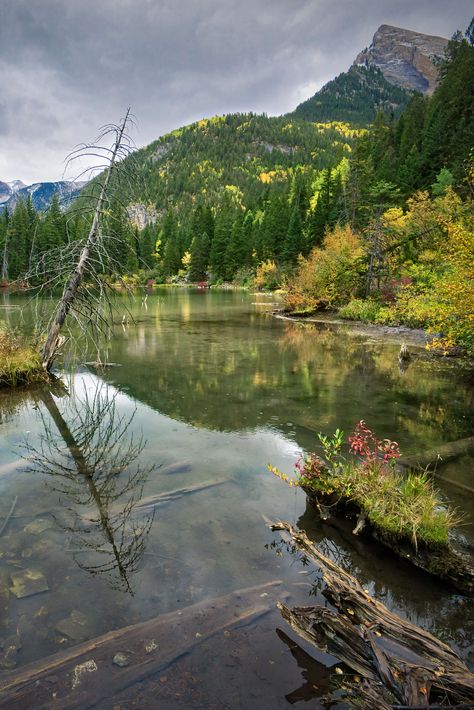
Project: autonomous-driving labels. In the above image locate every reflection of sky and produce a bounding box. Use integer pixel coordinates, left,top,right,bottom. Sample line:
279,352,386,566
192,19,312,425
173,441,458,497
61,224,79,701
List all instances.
1,370,303,506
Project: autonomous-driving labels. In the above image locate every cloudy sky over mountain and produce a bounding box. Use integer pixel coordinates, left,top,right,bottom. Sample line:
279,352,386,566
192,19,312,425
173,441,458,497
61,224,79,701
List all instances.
0,0,472,183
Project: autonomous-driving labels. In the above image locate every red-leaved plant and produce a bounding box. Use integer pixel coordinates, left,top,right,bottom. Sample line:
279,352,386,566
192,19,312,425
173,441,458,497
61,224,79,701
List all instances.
348,420,400,468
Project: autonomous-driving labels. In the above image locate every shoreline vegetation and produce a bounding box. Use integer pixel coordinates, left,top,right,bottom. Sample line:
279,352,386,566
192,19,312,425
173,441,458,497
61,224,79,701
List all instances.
0,325,46,388
269,421,474,594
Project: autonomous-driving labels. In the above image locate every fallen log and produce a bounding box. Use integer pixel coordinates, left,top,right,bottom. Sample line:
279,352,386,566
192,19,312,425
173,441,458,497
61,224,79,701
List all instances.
0,580,284,709
134,478,229,510
301,484,474,595
399,436,474,473
272,522,474,709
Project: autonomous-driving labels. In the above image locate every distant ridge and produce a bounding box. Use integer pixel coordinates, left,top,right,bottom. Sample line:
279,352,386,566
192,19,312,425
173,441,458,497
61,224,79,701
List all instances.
0,179,87,212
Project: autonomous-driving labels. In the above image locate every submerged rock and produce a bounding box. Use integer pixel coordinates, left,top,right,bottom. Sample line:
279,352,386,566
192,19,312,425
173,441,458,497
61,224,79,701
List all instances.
55,610,92,642
9,568,49,598
24,518,54,535
112,652,130,667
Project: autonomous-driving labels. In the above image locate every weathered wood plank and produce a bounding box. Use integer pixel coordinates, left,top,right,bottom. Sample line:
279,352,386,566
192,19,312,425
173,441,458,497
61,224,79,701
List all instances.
0,580,284,709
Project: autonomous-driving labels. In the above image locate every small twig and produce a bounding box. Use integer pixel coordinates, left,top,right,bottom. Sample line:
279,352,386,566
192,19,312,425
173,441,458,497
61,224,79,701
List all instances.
0,496,18,537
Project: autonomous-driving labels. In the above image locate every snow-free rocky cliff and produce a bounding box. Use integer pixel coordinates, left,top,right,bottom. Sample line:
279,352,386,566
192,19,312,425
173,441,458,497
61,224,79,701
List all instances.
354,24,448,95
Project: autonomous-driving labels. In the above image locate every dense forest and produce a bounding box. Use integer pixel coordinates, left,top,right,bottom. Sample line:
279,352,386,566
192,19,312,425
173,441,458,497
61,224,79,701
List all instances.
0,22,472,350
291,64,412,124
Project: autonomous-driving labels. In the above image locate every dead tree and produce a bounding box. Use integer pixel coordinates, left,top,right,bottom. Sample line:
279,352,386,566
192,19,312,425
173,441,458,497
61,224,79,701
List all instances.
39,110,134,371
271,522,474,709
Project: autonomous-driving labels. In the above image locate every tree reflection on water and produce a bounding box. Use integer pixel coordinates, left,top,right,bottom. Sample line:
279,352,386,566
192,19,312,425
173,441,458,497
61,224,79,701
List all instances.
25,382,154,594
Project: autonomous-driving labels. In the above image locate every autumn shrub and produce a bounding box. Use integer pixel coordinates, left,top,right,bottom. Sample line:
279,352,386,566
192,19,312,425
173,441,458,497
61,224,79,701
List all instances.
254,260,282,290
285,224,364,313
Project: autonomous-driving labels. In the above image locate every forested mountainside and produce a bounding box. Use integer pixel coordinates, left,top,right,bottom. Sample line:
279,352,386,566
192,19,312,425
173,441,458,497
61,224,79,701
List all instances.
291,65,412,124
1,113,364,281
1,22,472,349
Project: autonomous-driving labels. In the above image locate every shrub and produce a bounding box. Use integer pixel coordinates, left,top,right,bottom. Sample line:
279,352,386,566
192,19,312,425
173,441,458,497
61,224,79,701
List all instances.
338,298,382,322
269,421,457,547
284,224,364,313
0,326,45,388
254,260,282,290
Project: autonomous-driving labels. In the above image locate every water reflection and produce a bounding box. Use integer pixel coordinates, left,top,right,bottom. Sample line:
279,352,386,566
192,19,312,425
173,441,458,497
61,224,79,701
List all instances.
98,299,473,461
25,382,154,594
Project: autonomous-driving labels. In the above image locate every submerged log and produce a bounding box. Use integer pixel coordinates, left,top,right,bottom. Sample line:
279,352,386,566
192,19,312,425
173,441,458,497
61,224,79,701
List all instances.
301,484,474,595
399,436,474,472
272,522,474,709
134,478,229,510
0,580,284,709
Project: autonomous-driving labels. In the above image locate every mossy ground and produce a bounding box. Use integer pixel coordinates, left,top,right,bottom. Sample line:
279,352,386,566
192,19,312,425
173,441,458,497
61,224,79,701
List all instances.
0,327,46,388
302,465,455,547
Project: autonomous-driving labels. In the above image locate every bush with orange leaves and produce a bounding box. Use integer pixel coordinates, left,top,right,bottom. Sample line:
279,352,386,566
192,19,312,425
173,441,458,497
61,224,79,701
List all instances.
285,224,364,313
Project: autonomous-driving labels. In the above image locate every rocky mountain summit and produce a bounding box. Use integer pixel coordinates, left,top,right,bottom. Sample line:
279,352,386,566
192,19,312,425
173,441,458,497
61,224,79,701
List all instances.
354,24,448,95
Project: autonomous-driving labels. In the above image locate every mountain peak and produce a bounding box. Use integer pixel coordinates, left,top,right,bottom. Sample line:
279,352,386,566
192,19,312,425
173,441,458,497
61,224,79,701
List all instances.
354,25,448,94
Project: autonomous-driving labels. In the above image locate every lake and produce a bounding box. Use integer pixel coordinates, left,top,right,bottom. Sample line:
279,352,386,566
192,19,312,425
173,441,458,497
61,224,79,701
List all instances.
0,288,473,707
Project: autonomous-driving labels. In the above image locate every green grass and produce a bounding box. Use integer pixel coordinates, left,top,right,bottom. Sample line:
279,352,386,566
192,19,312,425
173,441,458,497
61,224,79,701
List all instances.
338,298,382,323
300,464,456,547
0,326,46,388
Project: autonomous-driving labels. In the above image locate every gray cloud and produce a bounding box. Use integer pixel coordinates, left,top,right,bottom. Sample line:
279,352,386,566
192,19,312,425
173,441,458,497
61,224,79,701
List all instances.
0,0,471,182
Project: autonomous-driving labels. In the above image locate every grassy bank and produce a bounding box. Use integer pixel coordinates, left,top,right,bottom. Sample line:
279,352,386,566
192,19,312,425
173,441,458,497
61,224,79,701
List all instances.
0,326,46,388
269,422,457,548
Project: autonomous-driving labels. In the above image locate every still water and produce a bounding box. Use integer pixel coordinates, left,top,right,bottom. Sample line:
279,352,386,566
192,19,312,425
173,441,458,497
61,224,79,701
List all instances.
0,289,473,707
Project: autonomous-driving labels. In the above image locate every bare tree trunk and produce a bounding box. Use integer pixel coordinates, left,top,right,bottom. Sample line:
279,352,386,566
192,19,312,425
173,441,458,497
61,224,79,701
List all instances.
1,230,9,282
41,110,130,371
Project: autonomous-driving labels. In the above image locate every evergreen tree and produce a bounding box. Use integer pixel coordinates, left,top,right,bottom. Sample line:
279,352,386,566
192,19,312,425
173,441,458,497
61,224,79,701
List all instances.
189,230,210,281
282,205,303,262
162,211,181,275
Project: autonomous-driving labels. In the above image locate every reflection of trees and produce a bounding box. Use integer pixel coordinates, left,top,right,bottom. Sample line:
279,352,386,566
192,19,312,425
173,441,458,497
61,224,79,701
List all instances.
103,315,474,456
25,384,154,594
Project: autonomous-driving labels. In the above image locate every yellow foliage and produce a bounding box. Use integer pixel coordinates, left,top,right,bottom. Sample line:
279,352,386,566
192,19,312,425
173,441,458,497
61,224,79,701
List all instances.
181,251,192,268
254,260,281,290
285,224,364,312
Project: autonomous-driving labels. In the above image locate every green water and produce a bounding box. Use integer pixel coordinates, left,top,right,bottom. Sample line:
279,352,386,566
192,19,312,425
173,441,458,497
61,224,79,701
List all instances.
0,289,473,707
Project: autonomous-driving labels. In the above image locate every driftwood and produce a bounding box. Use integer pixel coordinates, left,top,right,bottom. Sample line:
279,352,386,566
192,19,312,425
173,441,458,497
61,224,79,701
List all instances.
0,496,17,536
272,522,474,709
0,580,284,709
302,485,474,595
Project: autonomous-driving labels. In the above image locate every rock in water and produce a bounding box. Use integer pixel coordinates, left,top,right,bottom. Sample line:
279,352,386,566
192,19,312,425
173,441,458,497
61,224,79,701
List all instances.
9,569,49,598
112,652,130,667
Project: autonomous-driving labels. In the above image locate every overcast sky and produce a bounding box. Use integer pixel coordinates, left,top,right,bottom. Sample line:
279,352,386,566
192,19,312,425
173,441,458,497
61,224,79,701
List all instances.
0,0,471,184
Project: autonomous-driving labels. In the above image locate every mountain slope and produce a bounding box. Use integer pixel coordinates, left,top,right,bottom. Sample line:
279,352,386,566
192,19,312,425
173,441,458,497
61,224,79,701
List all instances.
81,112,360,220
292,64,412,124
0,179,86,212
292,24,448,124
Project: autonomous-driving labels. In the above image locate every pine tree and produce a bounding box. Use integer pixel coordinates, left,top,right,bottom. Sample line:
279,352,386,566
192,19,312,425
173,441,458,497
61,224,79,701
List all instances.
282,205,303,263
189,231,210,281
